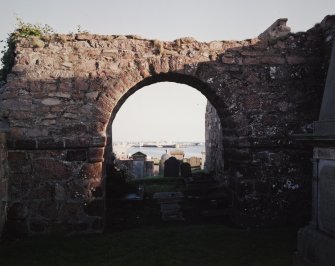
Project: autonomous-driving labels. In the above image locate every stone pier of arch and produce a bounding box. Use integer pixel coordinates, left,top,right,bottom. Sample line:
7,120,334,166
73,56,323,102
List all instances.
0,16,335,237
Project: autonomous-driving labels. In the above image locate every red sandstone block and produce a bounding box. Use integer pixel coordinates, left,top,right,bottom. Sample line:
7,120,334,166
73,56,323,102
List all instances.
10,173,29,183
76,34,93,41
0,133,6,143
88,122,105,136
33,159,72,180
59,81,73,93
0,181,8,197
4,80,28,89
9,111,33,120
30,184,54,200
1,91,19,99
261,56,285,64
286,56,306,64
15,139,37,149
29,82,43,93
79,162,102,180
240,50,265,56
65,137,90,148
222,55,235,64
88,148,104,163
244,94,261,109
8,151,27,161
37,138,64,149
243,57,260,65
2,99,32,111
91,136,106,147
74,79,88,91
66,150,87,162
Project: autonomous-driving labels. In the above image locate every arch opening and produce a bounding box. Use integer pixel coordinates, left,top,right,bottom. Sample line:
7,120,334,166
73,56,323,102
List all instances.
103,73,225,230
103,73,225,173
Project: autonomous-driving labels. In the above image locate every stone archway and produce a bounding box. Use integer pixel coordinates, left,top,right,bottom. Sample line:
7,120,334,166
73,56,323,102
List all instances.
103,72,224,174
0,18,330,235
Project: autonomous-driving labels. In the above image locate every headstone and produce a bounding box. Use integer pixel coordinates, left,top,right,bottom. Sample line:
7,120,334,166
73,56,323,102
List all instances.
180,162,192,178
318,159,335,235
159,153,170,175
189,156,201,168
296,36,335,266
164,157,180,177
131,152,147,178
153,192,184,221
133,161,144,178
170,149,185,161
145,161,154,177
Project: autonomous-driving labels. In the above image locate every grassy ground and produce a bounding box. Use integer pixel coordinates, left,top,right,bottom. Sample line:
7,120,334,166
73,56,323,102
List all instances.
0,224,298,266
135,176,185,196
1,177,298,265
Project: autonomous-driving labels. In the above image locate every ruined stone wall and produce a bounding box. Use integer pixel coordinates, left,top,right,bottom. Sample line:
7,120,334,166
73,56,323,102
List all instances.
205,101,224,180
0,129,8,237
0,17,334,235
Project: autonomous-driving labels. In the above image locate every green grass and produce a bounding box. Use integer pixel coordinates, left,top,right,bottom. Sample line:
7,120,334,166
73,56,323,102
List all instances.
0,224,297,266
134,176,185,196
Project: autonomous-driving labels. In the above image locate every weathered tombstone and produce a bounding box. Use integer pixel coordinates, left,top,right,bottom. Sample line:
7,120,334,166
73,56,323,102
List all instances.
159,153,170,175
296,37,335,266
189,156,201,168
145,161,154,177
164,157,180,177
131,152,147,178
170,149,185,161
180,162,192,178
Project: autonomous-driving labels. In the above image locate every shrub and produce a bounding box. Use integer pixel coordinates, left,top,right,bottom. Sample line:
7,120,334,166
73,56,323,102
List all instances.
0,18,54,81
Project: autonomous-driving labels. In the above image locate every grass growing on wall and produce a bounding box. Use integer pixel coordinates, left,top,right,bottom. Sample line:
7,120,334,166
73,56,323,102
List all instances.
0,18,53,81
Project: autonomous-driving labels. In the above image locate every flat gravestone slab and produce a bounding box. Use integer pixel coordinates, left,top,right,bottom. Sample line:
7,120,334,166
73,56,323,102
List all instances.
161,211,184,222
319,159,335,236
153,192,184,203
160,203,181,212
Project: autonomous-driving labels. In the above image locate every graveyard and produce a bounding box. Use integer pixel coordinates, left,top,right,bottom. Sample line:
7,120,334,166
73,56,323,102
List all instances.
1,10,335,266
0,171,298,266
0,223,298,266
0,158,299,265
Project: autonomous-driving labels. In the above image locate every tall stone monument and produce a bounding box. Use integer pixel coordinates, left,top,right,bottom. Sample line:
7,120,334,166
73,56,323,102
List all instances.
296,38,335,266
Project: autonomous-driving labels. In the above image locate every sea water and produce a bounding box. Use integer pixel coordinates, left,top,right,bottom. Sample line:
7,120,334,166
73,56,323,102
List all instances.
126,144,205,159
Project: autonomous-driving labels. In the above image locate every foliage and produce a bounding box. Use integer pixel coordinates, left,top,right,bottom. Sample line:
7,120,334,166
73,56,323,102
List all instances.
0,18,54,81
76,24,89,34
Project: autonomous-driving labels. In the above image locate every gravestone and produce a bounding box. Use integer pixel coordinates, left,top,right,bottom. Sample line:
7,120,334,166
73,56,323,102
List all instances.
164,157,180,177
131,152,147,178
170,150,185,161
159,153,170,175
296,37,335,266
318,160,335,235
189,157,201,168
180,162,192,178
153,192,184,221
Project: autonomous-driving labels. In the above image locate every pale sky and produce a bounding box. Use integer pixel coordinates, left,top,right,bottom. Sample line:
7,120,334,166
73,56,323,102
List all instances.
1,0,335,141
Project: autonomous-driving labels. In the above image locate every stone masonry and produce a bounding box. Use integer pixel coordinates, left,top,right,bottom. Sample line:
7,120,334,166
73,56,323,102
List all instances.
0,16,335,236
0,121,9,237
205,101,224,180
